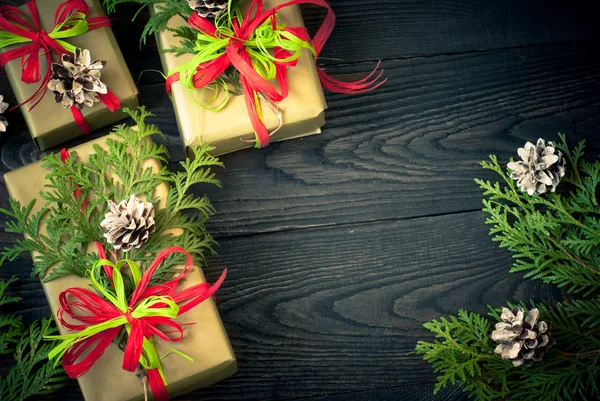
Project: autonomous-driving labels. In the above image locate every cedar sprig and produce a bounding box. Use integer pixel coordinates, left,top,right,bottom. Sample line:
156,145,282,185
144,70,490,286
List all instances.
474,133,600,296
0,106,222,289
102,0,193,44
418,135,600,400
163,25,199,56
415,309,512,400
0,317,68,401
417,303,600,401
0,276,23,355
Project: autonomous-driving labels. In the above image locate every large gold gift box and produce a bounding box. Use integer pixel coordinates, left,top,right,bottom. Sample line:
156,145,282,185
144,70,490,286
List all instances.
154,0,328,156
4,135,237,401
0,0,139,151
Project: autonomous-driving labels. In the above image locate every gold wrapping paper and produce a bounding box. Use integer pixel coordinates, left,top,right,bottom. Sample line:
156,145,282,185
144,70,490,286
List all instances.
4,135,236,401
153,0,327,156
0,0,139,151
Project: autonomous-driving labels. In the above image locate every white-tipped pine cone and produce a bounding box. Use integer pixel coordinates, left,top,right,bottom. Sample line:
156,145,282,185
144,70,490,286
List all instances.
491,307,555,367
188,0,228,18
0,95,8,133
507,138,566,196
47,49,108,110
100,195,156,252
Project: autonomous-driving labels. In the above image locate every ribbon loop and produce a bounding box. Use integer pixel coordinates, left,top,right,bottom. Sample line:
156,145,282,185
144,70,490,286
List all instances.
46,245,227,401
166,0,385,148
0,0,112,110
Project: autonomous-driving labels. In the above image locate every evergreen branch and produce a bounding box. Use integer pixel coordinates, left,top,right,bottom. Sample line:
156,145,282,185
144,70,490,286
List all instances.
101,0,192,44
415,309,512,400
0,106,222,290
0,318,69,401
0,277,23,355
475,135,600,295
163,26,199,56
419,303,600,401
564,299,600,329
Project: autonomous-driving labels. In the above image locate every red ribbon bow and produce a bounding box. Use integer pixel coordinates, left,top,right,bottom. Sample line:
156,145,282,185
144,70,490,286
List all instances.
166,0,385,148
0,0,119,134
56,244,227,401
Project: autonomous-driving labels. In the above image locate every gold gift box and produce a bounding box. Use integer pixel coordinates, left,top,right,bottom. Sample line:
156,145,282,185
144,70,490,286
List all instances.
4,135,236,401
153,0,328,156
0,0,139,151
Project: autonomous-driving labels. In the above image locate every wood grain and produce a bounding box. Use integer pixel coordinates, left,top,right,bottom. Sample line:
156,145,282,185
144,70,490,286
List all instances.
4,0,596,70
2,41,599,238
292,384,469,401
109,0,600,75
0,211,562,400
184,41,600,237
0,1,598,400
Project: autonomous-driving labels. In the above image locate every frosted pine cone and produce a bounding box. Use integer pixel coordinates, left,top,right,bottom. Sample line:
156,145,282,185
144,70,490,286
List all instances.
188,0,228,18
0,95,7,133
491,307,555,367
100,195,156,252
47,49,107,110
507,138,566,196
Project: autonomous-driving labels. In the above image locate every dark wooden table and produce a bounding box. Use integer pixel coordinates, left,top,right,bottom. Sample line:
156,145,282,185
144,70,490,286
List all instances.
1,1,599,400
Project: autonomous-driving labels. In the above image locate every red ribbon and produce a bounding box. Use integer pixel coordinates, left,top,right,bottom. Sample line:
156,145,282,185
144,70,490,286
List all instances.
166,0,385,147
56,245,227,401
0,0,119,135
0,0,111,110
69,90,121,134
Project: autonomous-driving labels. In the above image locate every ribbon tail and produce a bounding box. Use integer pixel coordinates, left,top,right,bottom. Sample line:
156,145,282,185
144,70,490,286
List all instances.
174,269,227,316
166,72,180,97
242,82,270,148
317,61,387,94
70,105,92,134
62,328,120,378
96,242,113,279
98,89,120,112
147,368,169,401
122,320,145,372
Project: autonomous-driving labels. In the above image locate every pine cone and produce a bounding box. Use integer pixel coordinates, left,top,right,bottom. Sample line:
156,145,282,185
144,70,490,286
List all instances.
47,49,108,110
100,195,156,252
0,95,8,133
188,0,228,18
507,138,566,196
491,307,555,367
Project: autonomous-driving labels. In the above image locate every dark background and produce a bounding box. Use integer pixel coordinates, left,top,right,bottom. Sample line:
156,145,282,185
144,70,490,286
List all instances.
1,0,599,400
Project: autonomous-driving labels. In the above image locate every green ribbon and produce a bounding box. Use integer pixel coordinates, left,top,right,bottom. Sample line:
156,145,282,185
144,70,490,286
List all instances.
0,12,90,54
46,259,190,384
168,11,315,112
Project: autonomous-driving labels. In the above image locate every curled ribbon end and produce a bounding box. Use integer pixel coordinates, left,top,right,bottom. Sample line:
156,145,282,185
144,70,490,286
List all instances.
318,60,386,94
60,148,70,162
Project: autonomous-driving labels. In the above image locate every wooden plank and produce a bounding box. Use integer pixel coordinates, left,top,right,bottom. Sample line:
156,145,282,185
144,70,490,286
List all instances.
6,0,596,66
103,1,600,82
173,41,600,237
303,0,599,62
107,0,600,73
0,211,562,400
0,0,598,95
2,42,599,237
291,384,469,401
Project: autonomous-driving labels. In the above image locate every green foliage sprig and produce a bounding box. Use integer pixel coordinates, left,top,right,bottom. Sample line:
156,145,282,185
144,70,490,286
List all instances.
417,135,600,400
0,107,222,287
0,276,23,355
0,278,67,401
101,0,241,45
475,133,600,296
416,310,512,399
417,302,600,401
102,0,193,44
